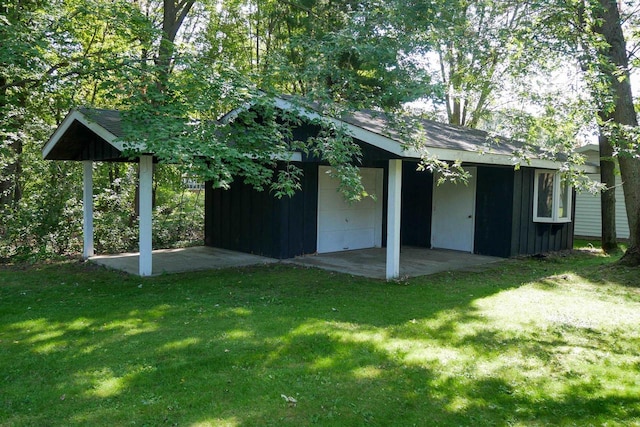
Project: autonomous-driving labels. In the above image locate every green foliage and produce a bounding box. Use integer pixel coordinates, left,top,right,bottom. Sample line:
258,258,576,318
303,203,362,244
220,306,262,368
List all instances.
0,162,204,261
0,0,162,259
2,0,639,262
0,191,83,261
153,197,204,248
396,0,551,128
0,154,85,260
270,163,303,198
91,166,138,254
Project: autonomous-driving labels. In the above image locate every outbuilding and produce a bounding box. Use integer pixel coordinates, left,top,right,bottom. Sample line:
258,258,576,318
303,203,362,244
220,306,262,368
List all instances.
43,97,589,279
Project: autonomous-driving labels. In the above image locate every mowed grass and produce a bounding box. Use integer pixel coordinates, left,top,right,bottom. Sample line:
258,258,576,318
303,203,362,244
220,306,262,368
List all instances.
1,246,639,426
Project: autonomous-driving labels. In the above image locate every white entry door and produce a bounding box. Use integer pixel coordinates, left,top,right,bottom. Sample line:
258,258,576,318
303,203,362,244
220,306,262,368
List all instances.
431,167,477,252
317,166,383,253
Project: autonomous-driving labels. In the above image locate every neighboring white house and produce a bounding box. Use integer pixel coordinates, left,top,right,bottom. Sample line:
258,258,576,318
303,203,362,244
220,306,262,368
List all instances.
574,144,630,239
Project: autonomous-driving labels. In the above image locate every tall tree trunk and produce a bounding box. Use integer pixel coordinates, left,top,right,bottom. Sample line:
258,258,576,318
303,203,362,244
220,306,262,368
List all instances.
155,0,195,93
617,153,640,266
597,114,618,253
595,0,640,265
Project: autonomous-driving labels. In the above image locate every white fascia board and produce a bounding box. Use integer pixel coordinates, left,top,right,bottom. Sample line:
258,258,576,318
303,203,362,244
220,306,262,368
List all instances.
219,101,252,124
271,152,302,162
42,110,124,159
576,143,598,153
575,163,599,173
412,146,594,170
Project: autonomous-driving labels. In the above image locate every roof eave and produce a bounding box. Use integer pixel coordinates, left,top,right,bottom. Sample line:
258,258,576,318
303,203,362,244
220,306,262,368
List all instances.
42,109,125,160
273,97,578,170
576,143,599,153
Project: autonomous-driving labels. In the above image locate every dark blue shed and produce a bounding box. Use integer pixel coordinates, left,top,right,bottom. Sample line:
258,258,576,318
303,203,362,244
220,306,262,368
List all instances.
43,97,593,278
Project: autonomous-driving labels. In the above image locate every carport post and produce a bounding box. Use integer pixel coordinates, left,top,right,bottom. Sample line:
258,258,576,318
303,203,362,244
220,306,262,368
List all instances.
386,159,402,280
139,155,153,276
82,160,94,259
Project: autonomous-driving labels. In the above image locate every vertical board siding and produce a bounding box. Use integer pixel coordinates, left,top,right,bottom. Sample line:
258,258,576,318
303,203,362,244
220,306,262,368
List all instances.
400,163,433,248
510,168,574,256
278,195,290,257
259,189,275,256
510,170,525,256
287,195,302,257
239,188,251,253
80,133,122,161
474,166,514,257
204,163,318,259
381,163,389,248
302,166,319,254
205,162,576,260
230,183,242,248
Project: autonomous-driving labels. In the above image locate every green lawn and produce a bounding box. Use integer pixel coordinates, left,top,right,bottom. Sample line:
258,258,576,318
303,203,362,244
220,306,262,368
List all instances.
1,246,639,426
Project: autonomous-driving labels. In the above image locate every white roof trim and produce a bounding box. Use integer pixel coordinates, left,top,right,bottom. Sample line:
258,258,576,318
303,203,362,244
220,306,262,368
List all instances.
273,151,302,162
576,143,598,153
42,109,124,159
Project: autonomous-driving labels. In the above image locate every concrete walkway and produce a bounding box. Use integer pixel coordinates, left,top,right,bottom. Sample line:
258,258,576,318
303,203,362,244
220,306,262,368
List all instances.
90,246,502,279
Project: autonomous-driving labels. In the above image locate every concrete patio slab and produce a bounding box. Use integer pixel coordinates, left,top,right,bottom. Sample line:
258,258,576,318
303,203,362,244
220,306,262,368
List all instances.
90,245,502,279
90,246,278,276
285,247,502,279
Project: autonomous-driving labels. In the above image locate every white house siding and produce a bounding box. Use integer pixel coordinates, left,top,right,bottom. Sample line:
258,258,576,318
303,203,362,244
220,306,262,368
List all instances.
574,173,630,239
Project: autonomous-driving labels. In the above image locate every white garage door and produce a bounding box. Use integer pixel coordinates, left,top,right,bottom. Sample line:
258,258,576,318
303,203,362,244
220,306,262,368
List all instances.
431,166,477,252
317,166,384,253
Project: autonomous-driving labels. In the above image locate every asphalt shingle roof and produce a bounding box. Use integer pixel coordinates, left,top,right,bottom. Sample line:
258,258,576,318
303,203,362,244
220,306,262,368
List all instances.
342,109,524,156
56,100,541,163
78,107,123,138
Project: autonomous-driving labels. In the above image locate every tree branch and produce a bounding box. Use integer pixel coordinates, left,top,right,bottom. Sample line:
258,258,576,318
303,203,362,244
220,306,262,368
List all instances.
277,0,317,17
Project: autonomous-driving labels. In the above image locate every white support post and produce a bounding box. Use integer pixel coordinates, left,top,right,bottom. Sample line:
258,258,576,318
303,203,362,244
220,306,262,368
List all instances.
82,160,94,259
139,155,153,276
386,159,402,280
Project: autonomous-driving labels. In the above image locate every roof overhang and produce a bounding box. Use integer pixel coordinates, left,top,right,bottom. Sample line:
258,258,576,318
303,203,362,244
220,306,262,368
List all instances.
45,101,597,172
273,97,584,171
43,109,127,160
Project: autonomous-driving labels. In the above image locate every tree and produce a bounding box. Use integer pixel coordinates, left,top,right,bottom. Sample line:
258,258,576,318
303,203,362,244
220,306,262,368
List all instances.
0,0,153,206
596,110,619,253
391,0,549,128
0,0,158,257
590,0,640,264
576,0,623,253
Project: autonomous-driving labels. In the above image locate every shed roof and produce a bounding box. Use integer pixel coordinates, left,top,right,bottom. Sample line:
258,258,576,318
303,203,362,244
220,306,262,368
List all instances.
43,108,126,161
43,97,585,170
344,110,521,156
78,108,124,137
272,96,568,169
